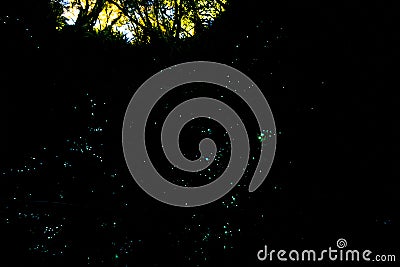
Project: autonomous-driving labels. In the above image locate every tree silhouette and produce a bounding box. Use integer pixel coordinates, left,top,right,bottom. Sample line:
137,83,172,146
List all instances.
58,0,227,43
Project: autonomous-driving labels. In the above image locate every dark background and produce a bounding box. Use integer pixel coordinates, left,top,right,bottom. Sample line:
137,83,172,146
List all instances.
0,0,398,266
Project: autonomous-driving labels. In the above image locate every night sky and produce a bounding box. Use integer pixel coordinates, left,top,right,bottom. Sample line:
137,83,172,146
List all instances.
0,1,398,266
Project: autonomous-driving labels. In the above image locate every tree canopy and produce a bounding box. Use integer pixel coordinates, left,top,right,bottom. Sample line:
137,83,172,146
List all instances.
58,0,227,43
